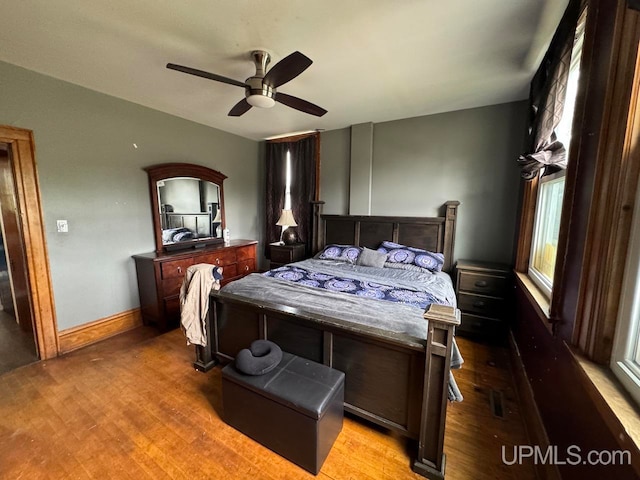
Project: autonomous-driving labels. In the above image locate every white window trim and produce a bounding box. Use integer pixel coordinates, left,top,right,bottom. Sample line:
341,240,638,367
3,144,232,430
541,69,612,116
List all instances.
611,186,640,406
528,169,566,299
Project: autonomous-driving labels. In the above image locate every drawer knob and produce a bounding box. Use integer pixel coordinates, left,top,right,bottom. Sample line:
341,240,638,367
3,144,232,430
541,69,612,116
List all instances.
177,266,182,273
474,280,488,288
244,265,249,271
216,258,220,265
473,300,486,308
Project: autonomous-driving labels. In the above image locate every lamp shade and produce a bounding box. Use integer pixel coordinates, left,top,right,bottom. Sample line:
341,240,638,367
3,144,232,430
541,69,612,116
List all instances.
212,209,222,223
276,209,297,227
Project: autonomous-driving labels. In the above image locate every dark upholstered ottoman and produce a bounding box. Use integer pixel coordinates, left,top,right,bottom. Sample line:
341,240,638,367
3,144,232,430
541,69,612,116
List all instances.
222,352,344,474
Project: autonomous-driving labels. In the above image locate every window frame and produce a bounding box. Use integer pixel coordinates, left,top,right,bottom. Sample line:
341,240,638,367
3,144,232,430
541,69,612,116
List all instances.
528,170,567,298
610,182,640,406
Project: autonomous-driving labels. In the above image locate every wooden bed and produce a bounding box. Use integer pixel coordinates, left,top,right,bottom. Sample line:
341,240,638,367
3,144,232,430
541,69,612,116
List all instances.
164,211,212,237
195,200,461,480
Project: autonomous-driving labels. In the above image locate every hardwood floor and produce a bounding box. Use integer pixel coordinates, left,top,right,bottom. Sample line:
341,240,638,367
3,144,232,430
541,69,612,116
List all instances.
0,309,38,376
0,328,537,480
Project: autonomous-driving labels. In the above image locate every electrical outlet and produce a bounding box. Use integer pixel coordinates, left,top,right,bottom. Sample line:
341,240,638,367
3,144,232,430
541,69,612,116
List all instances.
56,219,68,233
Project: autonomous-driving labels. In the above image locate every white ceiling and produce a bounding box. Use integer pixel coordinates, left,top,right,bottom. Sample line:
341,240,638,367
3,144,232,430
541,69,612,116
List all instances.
0,0,567,141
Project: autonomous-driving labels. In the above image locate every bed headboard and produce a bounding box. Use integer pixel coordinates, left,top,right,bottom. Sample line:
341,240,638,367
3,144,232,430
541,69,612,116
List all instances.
164,212,212,237
312,201,460,273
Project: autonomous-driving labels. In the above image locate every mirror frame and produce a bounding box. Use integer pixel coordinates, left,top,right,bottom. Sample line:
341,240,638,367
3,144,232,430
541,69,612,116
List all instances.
145,163,227,253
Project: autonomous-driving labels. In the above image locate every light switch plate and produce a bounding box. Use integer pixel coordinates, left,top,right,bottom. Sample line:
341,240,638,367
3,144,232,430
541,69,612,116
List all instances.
56,219,68,233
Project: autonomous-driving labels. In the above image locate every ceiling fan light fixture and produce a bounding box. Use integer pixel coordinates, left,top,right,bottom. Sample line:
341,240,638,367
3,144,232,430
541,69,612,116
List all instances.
246,94,276,108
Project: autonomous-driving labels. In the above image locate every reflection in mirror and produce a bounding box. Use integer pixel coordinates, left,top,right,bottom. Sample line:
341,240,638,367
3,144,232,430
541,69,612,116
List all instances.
157,177,221,245
145,163,227,254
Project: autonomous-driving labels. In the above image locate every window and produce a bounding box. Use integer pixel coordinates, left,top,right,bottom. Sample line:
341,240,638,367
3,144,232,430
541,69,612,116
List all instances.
611,189,640,406
528,15,585,298
529,171,565,296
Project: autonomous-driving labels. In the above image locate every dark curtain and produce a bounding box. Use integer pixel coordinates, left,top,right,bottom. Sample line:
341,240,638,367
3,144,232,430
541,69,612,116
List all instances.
265,134,317,257
517,0,582,180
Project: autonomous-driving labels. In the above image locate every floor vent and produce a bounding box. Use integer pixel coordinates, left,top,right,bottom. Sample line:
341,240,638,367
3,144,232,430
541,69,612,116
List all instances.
489,389,505,418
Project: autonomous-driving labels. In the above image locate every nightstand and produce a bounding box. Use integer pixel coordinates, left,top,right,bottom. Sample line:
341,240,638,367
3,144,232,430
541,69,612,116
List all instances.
270,243,306,268
454,260,512,340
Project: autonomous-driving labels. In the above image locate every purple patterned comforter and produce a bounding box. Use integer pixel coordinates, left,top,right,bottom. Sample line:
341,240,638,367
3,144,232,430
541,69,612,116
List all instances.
263,264,450,310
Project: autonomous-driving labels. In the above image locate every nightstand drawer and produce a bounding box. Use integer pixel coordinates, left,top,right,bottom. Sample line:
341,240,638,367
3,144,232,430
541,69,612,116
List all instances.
458,292,504,317
271,248,293,264
458,312,504,337
270,243,306,265
458,271,508,296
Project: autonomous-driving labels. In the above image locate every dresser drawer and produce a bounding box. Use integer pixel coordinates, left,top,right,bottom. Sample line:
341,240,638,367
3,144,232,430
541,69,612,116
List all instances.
458,271,508,297
164,296,181,321
236,245,256,261
458,292,504,318
237,258,255,275
221,263,238,279
160,258,194,279
201,250,237,267
162,276,183,297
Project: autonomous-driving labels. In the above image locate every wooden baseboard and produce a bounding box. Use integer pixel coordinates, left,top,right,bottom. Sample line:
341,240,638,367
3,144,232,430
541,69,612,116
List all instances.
58,308,143,354
508,330,561,480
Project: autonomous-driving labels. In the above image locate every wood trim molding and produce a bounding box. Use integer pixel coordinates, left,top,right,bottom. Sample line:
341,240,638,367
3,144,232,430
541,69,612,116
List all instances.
508,331,561,480
574,7,640,362
266,132,318,143
514,177,539,273
0,125,58,359
58,308,143,354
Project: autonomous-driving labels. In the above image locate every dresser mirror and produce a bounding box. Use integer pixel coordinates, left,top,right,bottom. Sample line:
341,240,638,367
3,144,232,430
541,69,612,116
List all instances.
145,163,227,253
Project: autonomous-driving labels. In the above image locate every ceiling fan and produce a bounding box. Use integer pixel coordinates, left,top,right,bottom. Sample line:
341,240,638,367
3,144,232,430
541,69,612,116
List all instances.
167,51,327,117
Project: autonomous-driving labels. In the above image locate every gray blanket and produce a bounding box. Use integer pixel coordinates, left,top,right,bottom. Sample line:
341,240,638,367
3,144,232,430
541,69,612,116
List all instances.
221,259,463,401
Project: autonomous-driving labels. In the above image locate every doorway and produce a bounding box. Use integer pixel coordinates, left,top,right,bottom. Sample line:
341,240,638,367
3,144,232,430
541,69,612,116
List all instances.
0,143,38,374
0,126,58,369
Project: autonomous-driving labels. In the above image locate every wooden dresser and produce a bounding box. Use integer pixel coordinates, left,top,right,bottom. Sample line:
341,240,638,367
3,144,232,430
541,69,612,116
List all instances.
133,239,258,331
454,259,512,340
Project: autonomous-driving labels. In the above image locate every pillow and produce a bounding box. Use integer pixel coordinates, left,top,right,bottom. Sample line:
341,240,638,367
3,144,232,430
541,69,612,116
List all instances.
235,340,283,376
316,244,363,264
357,247,387,268
163,227,192,242
377,240,445,272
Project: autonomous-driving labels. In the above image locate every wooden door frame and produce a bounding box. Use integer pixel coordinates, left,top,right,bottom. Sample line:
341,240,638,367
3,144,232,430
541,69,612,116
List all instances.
0,126,58,359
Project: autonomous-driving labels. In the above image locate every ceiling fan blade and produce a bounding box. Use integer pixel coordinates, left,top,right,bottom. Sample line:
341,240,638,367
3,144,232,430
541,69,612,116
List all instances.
263,51,313,88
276,92,327,117
228,98,252,116
166,63,247,88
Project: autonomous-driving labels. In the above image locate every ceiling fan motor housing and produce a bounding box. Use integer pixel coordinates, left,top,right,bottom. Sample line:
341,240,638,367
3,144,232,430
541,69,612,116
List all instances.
246,51,276,107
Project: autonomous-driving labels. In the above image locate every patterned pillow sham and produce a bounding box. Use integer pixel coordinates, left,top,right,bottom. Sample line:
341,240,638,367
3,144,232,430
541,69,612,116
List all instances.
376,240,444,272
316,244,363,264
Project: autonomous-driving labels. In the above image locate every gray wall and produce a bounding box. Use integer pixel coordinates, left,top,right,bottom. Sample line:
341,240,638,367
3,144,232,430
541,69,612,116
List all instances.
0,61,260,330
320,102,527,264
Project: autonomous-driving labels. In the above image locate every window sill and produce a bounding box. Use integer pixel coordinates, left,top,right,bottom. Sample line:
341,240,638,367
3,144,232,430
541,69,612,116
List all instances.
570,348,640,473
515,271,552,333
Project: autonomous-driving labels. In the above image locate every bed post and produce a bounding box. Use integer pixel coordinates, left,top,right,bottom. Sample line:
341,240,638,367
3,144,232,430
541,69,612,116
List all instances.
442,201,459,273
311,201,325,255
413,304,460,480
193,295,218,372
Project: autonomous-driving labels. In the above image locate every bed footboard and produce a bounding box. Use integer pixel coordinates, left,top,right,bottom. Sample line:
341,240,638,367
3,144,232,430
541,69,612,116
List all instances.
195,295,460,480
414,304,460,480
